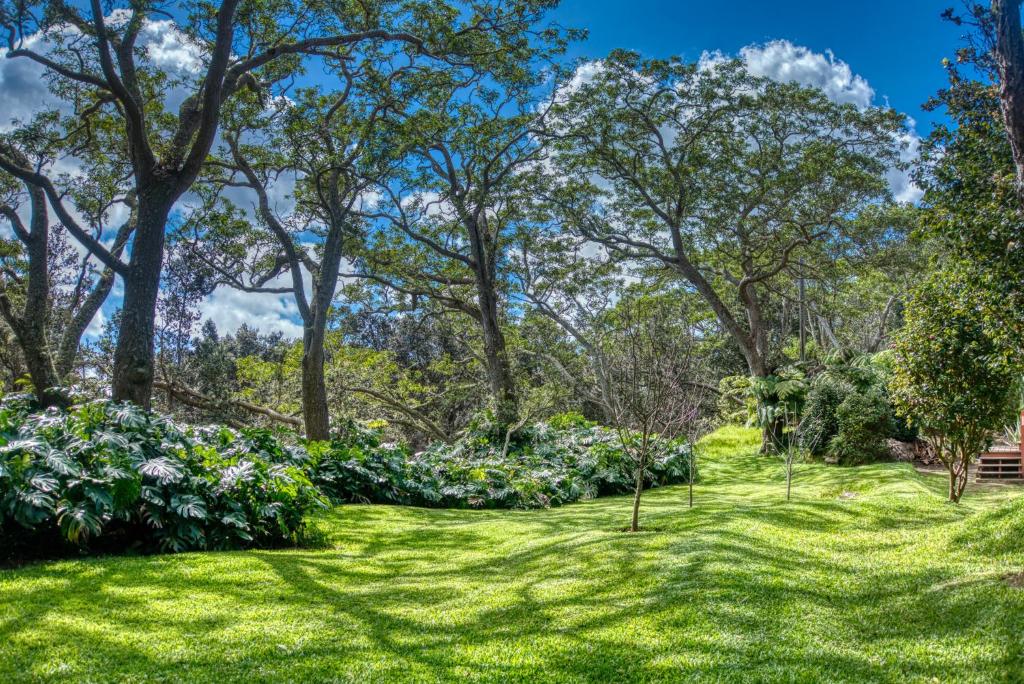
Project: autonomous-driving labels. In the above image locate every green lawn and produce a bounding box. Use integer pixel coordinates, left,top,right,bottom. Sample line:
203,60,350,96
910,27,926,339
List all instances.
2,426,1024,683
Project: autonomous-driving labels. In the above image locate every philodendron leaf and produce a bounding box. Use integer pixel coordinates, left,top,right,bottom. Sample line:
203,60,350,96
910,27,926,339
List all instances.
171,494,208,520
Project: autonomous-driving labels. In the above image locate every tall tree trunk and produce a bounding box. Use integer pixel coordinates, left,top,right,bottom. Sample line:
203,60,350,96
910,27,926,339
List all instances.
299,214,349,442
301,321,331,441
55,267,116,379
478,285,518,429
993,0,1024,204
468,215,517,428
0,185,63,407
111,195,172,407
739,279,786,452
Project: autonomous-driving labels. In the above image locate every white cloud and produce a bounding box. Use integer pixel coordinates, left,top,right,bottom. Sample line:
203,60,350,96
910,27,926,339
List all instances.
141,20,204,74
0,33,58,128
700,39,920,203
199,284,304,339
888,122,924,204
0,14,202,131
84,308,106,338
700,40,875,109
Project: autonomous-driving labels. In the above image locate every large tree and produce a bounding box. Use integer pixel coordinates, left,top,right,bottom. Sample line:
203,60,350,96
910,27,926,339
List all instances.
919,10,1024,356
546,51,906,445
362,86,551,429
992,0,1024,199
0,0,559,407
0,136,132,405
181,77,396,439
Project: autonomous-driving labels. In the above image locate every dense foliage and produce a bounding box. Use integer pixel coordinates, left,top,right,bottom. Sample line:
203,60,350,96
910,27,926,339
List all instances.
798,354,910,465
1,402,696,560
889,270,1019,501
304,413,696,510
719,353,911,466
0,396,324,561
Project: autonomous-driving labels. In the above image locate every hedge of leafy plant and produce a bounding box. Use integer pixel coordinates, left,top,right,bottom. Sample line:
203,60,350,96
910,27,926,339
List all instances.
302,413,696,510
0,395,324,561
2,400,695,561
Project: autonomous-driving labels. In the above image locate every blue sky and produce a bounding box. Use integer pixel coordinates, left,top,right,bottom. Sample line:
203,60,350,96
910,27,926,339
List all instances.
551,0,961,131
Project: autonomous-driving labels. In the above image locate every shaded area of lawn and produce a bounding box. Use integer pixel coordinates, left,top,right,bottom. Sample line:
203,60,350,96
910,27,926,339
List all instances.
2,426,1023,682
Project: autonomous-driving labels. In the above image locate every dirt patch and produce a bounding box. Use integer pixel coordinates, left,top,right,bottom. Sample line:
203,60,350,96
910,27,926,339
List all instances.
1003,571,1024,588
838,491,859,500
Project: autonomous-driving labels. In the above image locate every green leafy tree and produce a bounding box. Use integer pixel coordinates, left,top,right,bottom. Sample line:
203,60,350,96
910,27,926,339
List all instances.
919,5,1024,354
547,50,907,448
890,269,1018,502
0,139,132,405
363,90,549,429
180,75,396,439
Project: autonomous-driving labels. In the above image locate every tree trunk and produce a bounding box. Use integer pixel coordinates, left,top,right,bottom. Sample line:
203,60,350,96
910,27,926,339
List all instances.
761,414,785,454
301,323,331,441
947,455,969,503
55,215,132,379
55,268,116,379
786,456,793,501
0,185,64,407
468,216,518,429
111,196,172,407
480,296,518,429
947,461,957,502
688,463,694,508
630,449,647,532
993,0,1024,204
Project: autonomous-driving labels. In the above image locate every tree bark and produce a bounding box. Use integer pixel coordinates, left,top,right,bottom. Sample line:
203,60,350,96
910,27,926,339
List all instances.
992,0,1024,203
762,415,785,454
55,217,133,379
468,215,518,429
0,185,64,407
630,449,647,532
478,283,518,429
947,454,970,503
301,322,331,441
55,267,116,379
111,194,173,406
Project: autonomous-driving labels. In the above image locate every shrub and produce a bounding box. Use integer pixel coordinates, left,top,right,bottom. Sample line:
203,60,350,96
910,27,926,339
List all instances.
413,421,696,509
798,377,850,455
303,419,697,510
1,401,698,563
0,397,325,561
798,353,915,463
302,422,420,505
827,390,893,465
547,411,596,431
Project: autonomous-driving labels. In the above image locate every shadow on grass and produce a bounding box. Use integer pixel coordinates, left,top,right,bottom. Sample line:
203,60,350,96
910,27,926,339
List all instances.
2,485,1022,682
1,427,1022,682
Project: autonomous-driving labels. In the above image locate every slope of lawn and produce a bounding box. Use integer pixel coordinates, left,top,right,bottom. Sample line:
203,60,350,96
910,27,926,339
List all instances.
2,426,1023,683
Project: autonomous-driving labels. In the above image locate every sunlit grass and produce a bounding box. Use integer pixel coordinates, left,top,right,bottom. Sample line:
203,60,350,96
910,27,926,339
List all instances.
2,425,1022,682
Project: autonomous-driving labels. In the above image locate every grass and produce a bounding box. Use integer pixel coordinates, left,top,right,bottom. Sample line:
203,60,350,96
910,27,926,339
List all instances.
2,425,1024,683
